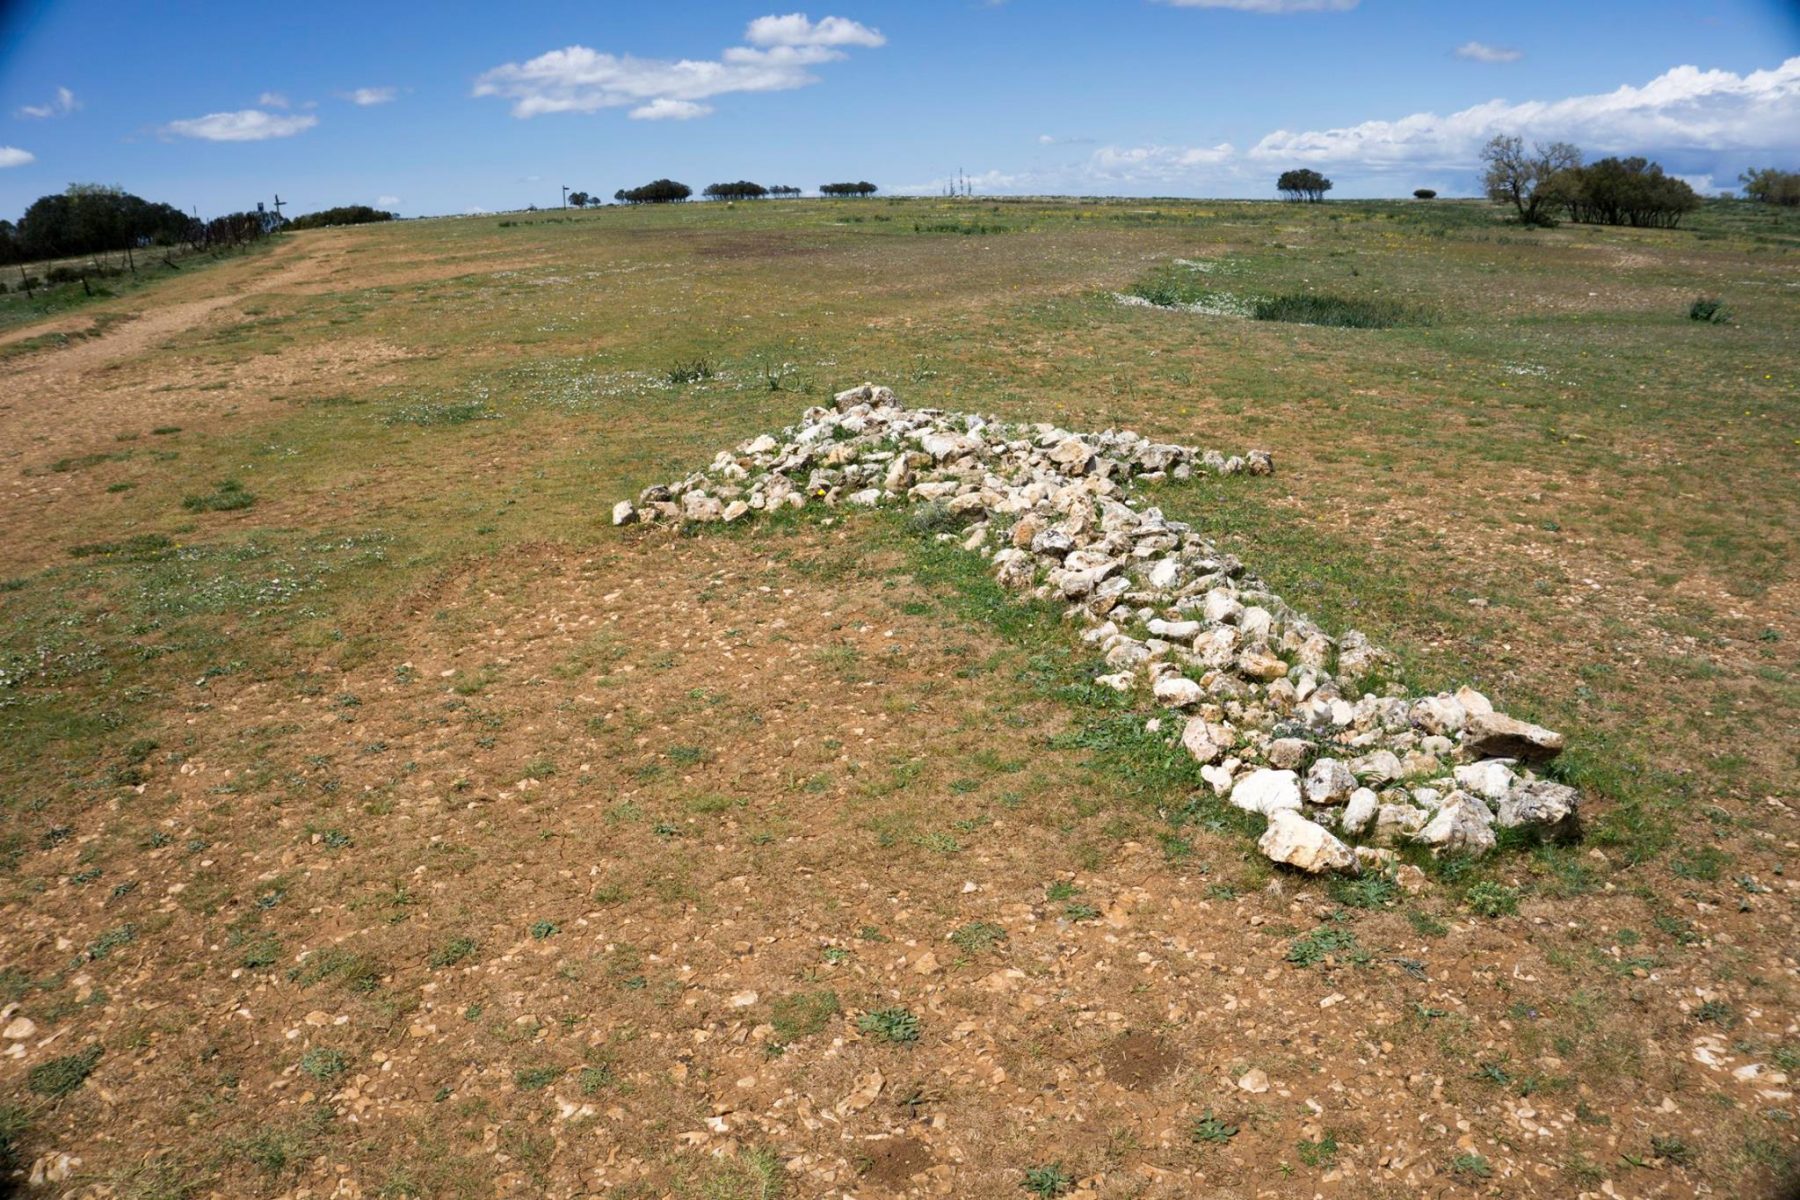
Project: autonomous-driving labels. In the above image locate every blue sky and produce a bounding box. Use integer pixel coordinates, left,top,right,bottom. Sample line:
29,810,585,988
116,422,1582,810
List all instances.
1,0,1796,219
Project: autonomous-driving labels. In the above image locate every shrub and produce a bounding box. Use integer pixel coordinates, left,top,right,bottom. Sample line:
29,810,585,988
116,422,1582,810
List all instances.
1465,881,1520,917
1688,296,1729,324
1413,188,1438,200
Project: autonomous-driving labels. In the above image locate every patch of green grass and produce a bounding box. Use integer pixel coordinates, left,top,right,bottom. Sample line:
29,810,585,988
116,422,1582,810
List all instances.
1652,1135,1698,1167
381,400,500,427
529,920,559,940
299,1047,349,1083
428,936,479,968
28,1047,103,1097
513,1065,563,1091
949,921,1007,955
857,1006,921,1045
1330,873,1400,909
1251,291,1423,329
1297,1134,1339,1168
181,478,256,513
768,990,840,1044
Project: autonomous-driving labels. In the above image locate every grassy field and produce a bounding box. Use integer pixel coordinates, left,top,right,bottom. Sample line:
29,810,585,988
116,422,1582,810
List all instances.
0,195,1795,1199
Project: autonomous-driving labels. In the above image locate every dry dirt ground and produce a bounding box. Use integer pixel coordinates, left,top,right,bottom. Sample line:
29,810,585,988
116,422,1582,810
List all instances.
0,203,1795,1200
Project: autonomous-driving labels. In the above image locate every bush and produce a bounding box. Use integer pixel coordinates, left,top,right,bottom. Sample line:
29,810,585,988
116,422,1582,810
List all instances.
1688,296,1729,324
1413,188,1438,200
1465,881,1520,917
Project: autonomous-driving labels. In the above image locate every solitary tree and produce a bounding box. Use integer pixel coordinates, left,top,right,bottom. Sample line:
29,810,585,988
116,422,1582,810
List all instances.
1481,135,1581,226
1412,188,1437,200
1276,169,1332,202
568,191,590,209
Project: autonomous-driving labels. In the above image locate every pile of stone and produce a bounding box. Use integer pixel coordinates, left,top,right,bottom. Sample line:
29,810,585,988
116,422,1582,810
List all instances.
615,384,1577,876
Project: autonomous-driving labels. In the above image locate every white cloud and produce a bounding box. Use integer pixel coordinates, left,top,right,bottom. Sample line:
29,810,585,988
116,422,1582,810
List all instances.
259,91,290,108
0,146,35,168
344,86,397,106
743,14,884,48
1088,142,1237,179
18,86,78,118
1038,133,1096,146
1156,0,1358,11
377,194,402,207
1456,41,1522,64
630,98,713,120
1250,57,1800,171
474,13,882,119
162,109,319,142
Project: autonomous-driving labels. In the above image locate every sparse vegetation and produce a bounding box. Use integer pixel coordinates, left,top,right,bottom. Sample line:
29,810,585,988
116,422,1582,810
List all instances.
0,192,1794,1200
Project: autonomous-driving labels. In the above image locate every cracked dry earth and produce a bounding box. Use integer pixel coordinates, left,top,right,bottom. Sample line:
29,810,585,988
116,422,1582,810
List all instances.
6,525,1795,1199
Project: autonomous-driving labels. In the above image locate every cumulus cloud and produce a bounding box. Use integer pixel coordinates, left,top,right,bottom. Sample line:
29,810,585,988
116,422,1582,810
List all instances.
743,14,884,47
18,86,78,118
344,86,397,106
630,98,713,120
162,109,319,142
1156,0,1358,11
259,91,290,108
377,194,402,207
1250,57,1800,171
474,13,882,119
1455,41,1522,64
0,146,35,168
1087,142,1237,180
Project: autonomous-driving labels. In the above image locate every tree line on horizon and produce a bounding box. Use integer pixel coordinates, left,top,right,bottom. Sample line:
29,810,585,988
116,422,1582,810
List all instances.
604,180,878,205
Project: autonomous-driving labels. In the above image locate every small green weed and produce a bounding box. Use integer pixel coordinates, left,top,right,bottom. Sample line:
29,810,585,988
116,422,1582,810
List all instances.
1285,926,1367,967
858,1007,921,1044
1190,1112,1238,1145
299,1047,349,1083
429,936,479,968
1021,1163,1074,1196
